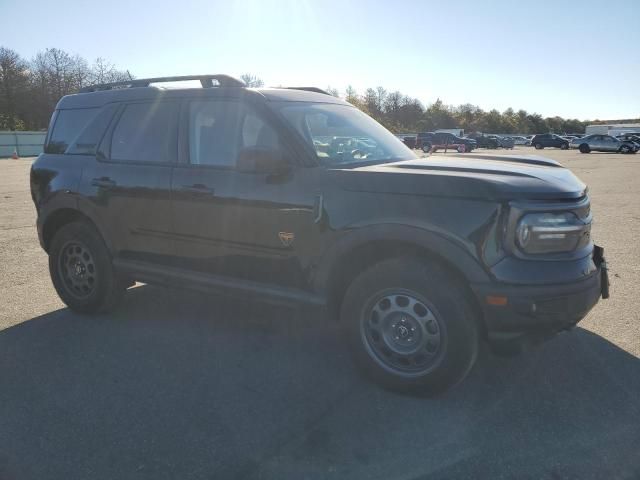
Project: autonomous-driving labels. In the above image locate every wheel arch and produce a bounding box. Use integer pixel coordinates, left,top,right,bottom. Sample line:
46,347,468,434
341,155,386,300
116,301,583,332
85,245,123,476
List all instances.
315,225,489,329
41,208,110,254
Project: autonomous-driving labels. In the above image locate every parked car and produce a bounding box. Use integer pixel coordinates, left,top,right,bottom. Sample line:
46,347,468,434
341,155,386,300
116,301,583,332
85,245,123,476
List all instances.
490,135,515,149
416,132,476,153
570,134,638,154
30,74,609,394
466,133,500,149
530,134,569,150
616,133,640,148
511,136,530,145
396,134,417,149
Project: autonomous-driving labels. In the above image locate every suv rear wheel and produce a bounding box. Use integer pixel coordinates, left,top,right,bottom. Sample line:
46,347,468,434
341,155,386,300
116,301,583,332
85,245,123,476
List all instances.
534,143,543,149
560,143,569,150
422,142,432,153
49,221,126,313
341,257,479,394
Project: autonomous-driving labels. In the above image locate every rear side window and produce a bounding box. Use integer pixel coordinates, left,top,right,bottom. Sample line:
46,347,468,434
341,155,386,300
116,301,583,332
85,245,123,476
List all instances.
46,108,99,154
110,102,178,163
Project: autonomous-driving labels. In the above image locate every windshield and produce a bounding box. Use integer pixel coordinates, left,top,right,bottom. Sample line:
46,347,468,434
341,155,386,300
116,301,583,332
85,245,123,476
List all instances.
276,102,417,166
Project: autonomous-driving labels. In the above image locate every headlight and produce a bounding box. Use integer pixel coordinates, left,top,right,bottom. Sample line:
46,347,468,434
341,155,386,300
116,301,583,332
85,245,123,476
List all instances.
516,212,591,254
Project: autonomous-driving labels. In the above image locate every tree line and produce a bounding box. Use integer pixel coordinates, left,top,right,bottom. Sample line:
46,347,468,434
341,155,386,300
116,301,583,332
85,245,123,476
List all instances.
335,85,591,135
0,46,132,130
1,46,634,134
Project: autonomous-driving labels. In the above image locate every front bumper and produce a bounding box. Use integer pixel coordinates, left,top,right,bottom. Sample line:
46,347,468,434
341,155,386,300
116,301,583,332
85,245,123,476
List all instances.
471,246,609,339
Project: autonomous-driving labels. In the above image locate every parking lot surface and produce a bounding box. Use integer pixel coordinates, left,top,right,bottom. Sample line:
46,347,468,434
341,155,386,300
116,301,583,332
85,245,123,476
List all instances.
1,148,639,479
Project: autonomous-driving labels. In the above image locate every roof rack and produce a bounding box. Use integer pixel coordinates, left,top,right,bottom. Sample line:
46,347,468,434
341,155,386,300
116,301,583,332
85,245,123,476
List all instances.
286,87,332,96
79,74,246,93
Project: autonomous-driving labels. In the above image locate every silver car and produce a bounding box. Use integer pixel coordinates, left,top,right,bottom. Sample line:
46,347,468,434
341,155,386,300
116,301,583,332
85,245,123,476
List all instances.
570,134,637,154
488,135,515,149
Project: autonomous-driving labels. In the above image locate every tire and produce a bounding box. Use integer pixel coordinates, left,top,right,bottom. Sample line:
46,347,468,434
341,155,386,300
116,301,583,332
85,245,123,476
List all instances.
534,143,543,150
457,145,466,153
422,143,432,153
49,221,126,313
579,144,590,154
620,145,631,154
341,257,479,394
560,143,569,150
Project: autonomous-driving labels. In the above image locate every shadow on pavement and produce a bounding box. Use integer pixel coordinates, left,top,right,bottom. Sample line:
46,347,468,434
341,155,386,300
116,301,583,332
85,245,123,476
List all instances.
1,285,639,480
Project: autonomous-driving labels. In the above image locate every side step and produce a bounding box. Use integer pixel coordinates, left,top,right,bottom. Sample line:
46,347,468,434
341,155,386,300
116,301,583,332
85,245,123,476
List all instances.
113,258,326,308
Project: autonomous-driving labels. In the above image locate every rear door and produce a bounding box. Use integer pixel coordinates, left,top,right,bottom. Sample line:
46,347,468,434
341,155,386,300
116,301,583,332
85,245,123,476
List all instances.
590,135,604,150
80,100,179,264
601,136,617,151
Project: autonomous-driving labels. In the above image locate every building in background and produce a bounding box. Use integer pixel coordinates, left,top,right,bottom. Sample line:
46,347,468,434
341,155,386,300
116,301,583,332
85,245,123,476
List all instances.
585,123,640,136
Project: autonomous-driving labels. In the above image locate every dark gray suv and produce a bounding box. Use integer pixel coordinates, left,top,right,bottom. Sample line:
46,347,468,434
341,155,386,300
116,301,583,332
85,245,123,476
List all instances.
531,133,570,150
31,74,609,394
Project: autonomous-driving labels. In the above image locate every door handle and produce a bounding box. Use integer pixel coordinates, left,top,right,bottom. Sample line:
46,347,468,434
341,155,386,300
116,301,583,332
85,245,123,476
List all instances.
181,183,215,195
91,177,117,188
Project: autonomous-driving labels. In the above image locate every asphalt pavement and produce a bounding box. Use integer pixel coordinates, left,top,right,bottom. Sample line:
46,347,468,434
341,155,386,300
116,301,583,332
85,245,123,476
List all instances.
1,150,639,479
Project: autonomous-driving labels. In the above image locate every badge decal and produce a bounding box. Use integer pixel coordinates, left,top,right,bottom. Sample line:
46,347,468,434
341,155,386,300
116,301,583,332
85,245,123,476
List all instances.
278,231,295,247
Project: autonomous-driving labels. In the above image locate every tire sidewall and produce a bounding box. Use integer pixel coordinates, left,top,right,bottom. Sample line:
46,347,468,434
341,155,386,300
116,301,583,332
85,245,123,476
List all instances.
342,258,479,394
49,222,121,313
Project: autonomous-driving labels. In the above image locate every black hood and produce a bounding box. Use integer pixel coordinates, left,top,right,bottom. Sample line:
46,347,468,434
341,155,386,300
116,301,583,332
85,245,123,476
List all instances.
331,154,587,201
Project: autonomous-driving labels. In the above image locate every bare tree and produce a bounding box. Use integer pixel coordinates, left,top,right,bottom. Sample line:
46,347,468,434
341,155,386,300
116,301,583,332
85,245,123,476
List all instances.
325,86,339,97
90,57,130,84
240,73,264,88
345,85,358,104
0,47,30,129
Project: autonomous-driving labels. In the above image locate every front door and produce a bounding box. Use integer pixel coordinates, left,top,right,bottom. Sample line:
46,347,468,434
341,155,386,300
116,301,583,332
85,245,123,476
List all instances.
170,96,319,289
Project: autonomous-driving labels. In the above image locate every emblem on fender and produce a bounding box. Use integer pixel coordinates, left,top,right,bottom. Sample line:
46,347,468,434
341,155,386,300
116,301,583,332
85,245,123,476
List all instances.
278,231,295,247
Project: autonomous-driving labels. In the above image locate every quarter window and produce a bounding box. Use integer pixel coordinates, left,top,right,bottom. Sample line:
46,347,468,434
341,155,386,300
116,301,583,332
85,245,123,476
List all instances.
46,108,99,154
110,102,178,163
67,104,118,155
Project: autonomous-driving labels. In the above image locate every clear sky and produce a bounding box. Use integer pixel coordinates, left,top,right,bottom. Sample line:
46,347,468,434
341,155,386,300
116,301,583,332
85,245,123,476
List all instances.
1,0,638,120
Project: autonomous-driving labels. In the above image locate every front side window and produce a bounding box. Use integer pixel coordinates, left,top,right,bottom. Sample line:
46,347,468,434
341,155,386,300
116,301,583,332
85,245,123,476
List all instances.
110,102,178,163
276,102,415,166
46,108,99,154
188,100,279,167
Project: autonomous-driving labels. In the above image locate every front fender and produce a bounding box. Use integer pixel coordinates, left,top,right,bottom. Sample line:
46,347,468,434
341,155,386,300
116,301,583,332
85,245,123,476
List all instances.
313,223,492,293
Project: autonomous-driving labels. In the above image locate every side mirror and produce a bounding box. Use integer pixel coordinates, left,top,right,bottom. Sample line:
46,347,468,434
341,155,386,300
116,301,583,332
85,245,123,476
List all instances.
236,146,290,174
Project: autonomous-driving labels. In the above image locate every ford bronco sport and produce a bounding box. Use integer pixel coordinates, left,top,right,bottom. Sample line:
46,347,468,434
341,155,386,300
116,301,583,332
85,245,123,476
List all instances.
31,75,609,393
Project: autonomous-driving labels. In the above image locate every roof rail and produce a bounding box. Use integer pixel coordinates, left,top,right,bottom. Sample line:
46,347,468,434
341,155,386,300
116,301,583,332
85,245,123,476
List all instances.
79,74,246,93
285,87,332,96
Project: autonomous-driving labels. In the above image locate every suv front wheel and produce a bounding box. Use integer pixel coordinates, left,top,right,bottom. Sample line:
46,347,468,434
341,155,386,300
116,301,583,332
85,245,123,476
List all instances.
342,257,479,394
49,221,126,313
